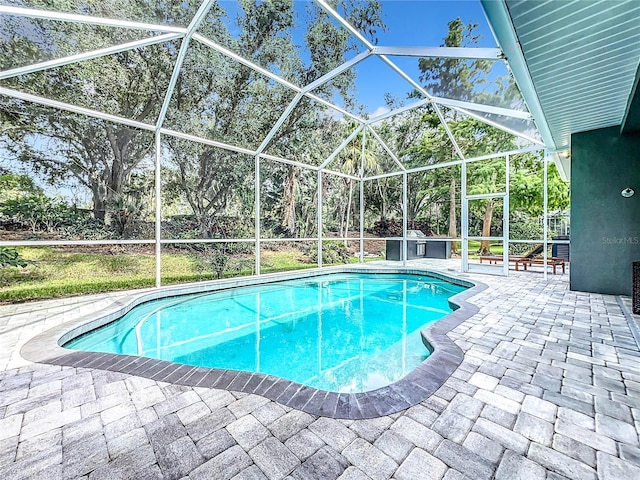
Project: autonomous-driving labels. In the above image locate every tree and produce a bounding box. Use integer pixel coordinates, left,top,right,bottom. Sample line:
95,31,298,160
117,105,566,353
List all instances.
363,174,402,226
0,1,220,221
335,127,380,239
0,169,42,203
270,0,384,237
164,139,255,238
162,0,385,238
510,156,570,216
416,18,494,248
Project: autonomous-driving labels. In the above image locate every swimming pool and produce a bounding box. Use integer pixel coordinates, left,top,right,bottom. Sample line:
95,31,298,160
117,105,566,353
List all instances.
64,272,466,393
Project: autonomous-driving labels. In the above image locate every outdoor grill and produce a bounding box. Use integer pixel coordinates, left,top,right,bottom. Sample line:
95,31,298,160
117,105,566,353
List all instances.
385,230,452,261
386,230,428,261
407,230,428,257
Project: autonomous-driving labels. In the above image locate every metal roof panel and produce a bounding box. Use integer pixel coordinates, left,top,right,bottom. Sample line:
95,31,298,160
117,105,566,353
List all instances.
488,0,640,152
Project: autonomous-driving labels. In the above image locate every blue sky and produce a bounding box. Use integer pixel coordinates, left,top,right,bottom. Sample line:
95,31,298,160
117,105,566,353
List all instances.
354,0,498,113
219,0,500,116
362,0,495,46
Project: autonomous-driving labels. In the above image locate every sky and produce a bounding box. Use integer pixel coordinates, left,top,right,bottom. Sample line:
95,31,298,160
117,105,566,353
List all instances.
325,0,501,116
218,0,502,117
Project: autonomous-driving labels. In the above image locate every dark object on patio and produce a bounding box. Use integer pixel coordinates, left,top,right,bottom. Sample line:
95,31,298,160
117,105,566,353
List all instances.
386,231,452,260
552,235,570,262
426,239,452,259
386,230,428,260
634,262,640,314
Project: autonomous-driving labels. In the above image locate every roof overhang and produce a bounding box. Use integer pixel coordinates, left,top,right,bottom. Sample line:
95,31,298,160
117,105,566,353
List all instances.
482,0,640,182
621,62,640,134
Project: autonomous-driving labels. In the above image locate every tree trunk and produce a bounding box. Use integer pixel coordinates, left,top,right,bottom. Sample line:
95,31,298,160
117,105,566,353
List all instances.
448,176,458,253
88,127,133,222
304,190,318,237
344,179,354,245
91,181,108,221
479,170,498,254
281,166,298,236
479,199,495,254
377,179,387,220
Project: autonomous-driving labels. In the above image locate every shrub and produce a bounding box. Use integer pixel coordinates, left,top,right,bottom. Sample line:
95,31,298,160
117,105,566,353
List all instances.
162,216,253,252
192,244,239,279
0,194,81,233
306,241,350,265
59,216,117,240
205,249,229,279
109,193,145,239
0,247,34,268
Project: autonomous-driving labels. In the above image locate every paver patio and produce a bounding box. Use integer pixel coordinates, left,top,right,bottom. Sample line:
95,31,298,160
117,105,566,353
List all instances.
1,259,639,479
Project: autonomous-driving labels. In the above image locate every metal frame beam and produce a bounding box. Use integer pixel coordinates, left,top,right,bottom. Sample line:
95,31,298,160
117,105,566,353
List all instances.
304,92,367,124
317,171,323,267
366,127,407,172
0,87,155,131
449,105,545,146
193,33,301,93
371,46,502,60
365,126,407,172
322,169,360,182
367,99,431,125
154,132,162,287
155,0,214,130
431,97,532,120
0,6,187,34
258,153,320,171
255,155,261,275
318,125,365,170
316,0,374,50
302,51,371,93
159,128,256,156
0,33,183,80
255,93,305,155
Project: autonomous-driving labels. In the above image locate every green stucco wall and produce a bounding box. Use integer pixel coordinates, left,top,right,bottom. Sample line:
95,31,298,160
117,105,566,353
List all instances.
571,126,640,295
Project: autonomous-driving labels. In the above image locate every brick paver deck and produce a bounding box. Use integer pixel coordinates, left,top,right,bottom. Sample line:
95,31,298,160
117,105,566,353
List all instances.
1,260,639,479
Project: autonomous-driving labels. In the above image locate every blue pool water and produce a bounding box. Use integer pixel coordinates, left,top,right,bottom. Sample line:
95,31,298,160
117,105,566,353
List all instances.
65,273,466,392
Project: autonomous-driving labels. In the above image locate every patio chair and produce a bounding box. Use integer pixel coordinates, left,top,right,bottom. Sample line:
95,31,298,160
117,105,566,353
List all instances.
514,256,566,274
479,244,566,274
479,243,544,265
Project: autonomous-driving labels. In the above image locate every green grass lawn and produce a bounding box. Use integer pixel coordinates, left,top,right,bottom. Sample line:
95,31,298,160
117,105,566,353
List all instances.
466,241,504,257
0,247,204,302
0,246,383,302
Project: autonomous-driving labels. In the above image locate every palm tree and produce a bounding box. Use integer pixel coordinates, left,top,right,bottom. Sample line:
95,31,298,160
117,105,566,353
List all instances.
336,126,380,241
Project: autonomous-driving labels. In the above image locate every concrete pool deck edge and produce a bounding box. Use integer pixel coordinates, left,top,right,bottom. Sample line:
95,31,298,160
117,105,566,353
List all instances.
20,266,487,419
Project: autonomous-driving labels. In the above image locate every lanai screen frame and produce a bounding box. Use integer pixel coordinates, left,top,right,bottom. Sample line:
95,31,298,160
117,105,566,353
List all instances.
0,0,561,287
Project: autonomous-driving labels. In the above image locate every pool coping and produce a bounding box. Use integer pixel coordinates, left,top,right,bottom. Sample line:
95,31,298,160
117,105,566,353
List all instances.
21,266,487,419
